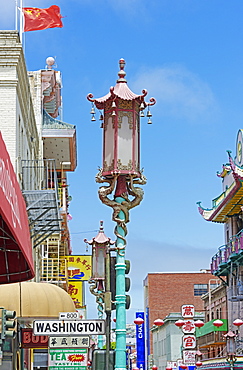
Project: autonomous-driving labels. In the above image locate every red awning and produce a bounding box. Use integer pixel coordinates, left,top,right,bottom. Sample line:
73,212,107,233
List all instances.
0,132,35,283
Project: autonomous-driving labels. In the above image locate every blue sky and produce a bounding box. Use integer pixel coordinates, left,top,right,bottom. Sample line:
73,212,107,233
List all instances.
2,0,243,322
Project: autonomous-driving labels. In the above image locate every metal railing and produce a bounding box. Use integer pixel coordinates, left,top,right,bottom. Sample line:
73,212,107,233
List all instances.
211,229,243,274
40,257,68,285
21,159,58,192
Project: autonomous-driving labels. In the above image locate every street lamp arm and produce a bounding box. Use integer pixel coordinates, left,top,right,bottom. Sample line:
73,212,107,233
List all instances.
88,278,105,315
127,173,146,210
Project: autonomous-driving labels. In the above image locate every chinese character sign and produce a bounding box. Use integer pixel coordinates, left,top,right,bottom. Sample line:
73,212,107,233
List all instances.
68,281,83,308
62,255,92,281
49,337,90,348
181,305,195,318
182,335,196,349
182,320,195,334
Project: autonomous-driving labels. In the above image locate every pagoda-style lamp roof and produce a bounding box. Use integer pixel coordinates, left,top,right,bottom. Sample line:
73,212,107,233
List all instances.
84,221,115,246
84,221,115,282
87,58,155,110
197,150,243,223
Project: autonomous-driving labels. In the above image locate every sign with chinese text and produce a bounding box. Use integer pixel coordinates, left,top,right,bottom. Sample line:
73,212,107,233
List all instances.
63,255,92,281
182,335,196,349
183,350,196,365
68,281,83,308
49,336,90,348
21,328,48,348
49,348,87,369
182,320,195,334
181,305,195,318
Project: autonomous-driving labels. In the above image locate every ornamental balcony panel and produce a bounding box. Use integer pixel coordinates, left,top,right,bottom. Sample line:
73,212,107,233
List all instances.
211,230,243,276
42,110,77,172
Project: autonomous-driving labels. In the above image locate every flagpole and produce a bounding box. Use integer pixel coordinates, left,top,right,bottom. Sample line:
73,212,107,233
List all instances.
19,0,23,43
15,0,18,31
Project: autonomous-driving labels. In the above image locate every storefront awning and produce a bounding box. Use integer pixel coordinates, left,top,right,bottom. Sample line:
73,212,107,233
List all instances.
0,132,35,283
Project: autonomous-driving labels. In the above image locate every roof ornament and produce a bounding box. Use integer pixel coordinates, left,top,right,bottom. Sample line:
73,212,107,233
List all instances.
117,58,127,83
45,56,56,70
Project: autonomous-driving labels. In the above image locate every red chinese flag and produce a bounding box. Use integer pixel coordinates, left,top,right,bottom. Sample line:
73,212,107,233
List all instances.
22,5,63,32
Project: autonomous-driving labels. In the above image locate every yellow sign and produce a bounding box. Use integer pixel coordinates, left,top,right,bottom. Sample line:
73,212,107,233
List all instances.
68,281,83,308
64,255,92,281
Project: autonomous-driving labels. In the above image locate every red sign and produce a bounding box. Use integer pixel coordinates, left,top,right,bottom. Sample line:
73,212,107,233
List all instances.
21,328,48,348
0,132,34,283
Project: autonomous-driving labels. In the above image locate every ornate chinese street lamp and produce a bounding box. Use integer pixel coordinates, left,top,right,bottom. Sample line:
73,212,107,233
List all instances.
87,59,156,370
85,221,115,349
224,331,237,370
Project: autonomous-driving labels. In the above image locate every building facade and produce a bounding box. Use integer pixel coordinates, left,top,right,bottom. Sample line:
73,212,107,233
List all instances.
0,30,78,369
144,271,216,363
197,130,243,369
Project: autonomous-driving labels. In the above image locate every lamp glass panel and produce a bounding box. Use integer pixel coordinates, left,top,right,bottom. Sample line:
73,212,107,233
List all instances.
117,114,133,170
104,116,114,170
227,337,236,354
92,248,105,279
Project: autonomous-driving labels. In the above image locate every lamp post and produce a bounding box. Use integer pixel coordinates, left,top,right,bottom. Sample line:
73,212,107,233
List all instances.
85,221,115,350
224,331,237,370
87,59,156,370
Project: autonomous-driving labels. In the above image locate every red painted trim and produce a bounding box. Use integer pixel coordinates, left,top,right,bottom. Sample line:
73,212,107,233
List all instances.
0,132,35,282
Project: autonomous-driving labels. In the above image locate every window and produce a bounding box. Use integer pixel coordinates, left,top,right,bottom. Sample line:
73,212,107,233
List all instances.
194,284,208,296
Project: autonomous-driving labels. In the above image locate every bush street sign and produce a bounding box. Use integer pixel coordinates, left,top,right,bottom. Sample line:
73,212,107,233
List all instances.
33,320,105,336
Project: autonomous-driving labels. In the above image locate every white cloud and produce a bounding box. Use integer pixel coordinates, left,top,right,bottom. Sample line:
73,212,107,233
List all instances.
130,64,218,123
106,0,146,15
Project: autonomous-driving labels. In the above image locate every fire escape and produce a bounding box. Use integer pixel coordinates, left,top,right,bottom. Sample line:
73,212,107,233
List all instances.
22,66,77,290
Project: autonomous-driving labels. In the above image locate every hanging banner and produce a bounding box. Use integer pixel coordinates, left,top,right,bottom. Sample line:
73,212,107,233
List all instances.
135,312,145,370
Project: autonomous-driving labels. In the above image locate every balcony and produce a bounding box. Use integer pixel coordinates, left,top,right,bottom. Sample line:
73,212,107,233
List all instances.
21,159,61,248
196,319,228,348
42,110,77,172
211,230,243,276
